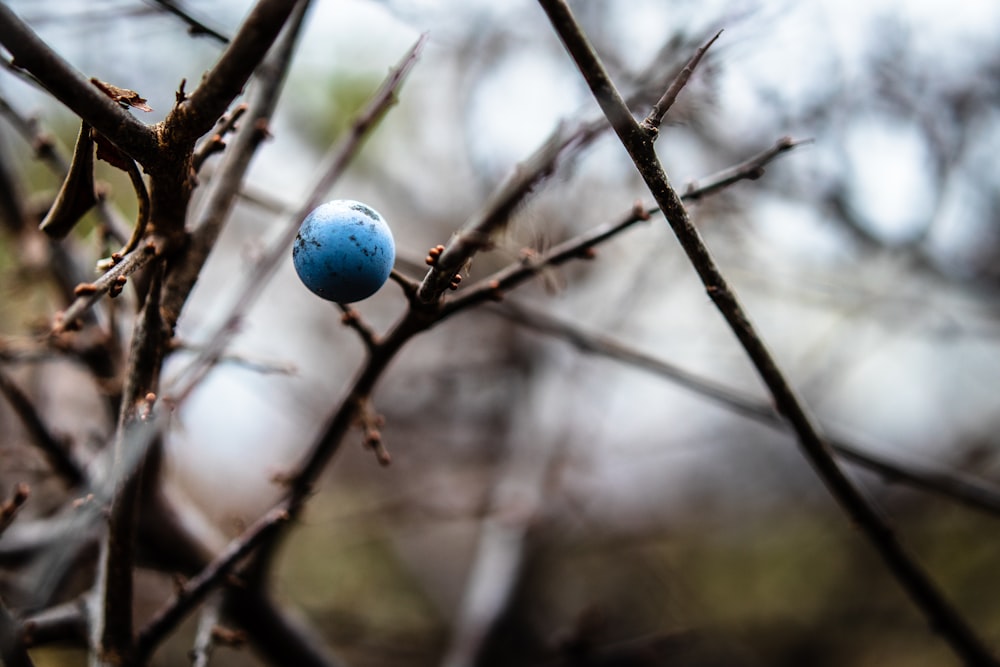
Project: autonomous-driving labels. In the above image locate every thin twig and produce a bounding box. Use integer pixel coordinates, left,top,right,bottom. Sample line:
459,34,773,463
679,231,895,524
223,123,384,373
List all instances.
0,368,85,486
0,95,70,175
683,136,807,201
161,3,313,329
164,0,304,145
337,304,379,351
441,202,652,318
496,300,1000,517
115,157,151,256
416,108,630,306
134,505,291,663
0,5,158,163
192,103,248,171
535,2,998,664
54,236,163,334
444,138,804,317
416,125,583,303
166,33,427,404
149,0,230,44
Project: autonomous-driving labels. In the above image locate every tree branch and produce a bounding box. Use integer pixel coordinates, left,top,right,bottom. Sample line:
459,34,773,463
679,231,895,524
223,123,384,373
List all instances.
0,5,158,163
443,137,805,318
535,2,998,664
163,0,304,144
165,33,427,404
149,0,230,44
223,588,346,667
0,368,86,487
682,136,806,200
641,29,722,133
161,1,313,330
0,597,34,667
54,236,164,334
134,505,291,663
21,598,89,649
495,300,1000,517
94,266,168,666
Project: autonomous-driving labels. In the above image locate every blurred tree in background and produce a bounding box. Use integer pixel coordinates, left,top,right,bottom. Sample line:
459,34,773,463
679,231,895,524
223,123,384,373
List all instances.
0,1,999,666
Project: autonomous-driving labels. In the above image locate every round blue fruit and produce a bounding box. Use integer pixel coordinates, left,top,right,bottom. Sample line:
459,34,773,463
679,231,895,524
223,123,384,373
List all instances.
292,200,395,303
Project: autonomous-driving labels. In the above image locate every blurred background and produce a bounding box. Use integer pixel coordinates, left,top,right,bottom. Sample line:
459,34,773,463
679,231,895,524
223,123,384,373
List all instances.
2,0,1000,665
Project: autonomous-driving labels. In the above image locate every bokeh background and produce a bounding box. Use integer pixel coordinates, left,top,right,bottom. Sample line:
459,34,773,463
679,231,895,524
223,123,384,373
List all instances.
2,1,1000,665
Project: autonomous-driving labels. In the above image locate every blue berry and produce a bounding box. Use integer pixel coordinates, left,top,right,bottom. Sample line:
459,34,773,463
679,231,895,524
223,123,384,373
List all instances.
292,200,395,303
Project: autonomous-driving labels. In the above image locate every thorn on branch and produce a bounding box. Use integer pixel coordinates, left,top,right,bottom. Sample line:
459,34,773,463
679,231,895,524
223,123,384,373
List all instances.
191,103,248,170
640,29,723,135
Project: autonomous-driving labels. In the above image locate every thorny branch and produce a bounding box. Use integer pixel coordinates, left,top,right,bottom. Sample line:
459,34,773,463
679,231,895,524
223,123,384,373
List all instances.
245,94,813,633
3,2,994,666
54,237,163,334
442,137,807,318
535,1,998,664
0,5,158,162
134,505,292,662
641,29,723,133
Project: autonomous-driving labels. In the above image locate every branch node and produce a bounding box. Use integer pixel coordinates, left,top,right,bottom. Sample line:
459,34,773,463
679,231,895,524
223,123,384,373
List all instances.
389,269,420,303
425,244,445,266
488,280,504,302
355,398,390,466
631,200,650,221
210,625,247,647
338,305,378,349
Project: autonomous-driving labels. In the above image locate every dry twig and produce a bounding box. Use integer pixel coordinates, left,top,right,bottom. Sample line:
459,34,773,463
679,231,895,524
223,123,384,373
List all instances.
535,1,998,663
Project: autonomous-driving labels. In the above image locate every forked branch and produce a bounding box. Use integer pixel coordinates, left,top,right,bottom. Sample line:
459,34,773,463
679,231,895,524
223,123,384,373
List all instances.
535,1,998,664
